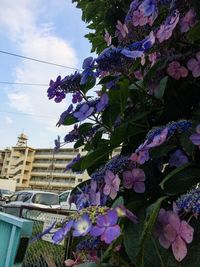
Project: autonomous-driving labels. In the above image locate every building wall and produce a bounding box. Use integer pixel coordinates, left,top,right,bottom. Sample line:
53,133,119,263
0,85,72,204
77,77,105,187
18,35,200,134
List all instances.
0,144,89,192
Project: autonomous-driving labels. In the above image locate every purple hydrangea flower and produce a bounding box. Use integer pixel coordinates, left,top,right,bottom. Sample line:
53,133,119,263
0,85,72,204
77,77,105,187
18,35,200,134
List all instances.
52,220,74,244
56,104,73,127
169,149,188,168
96,93,109,112
176,188,200,215
156,10,180,43
88,180,101,206
155,209,194,262
73,214,92,237
190,124,200,148
54,136,61,152
72,92,83,104
30,221,56,243
103,170,120,200
66,153,81,171
73,103,94,121
139,0,156,17
146,128,168,148
187,52,200,78
180,8,197,33
130,141,149,164
123,168,146,193
90,210,121,244
115,205,138,223
80,57,96,85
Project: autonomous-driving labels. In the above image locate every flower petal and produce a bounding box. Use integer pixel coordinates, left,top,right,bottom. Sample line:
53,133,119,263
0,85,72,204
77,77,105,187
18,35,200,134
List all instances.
163,224,177,243
134,181,145,193
172,236,187,262
159,234,171,249
180,221,194,244
90,225,105,237
100,225,121,244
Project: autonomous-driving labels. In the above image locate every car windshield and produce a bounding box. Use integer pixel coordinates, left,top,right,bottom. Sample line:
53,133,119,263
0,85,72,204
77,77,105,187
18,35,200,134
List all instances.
32,193,59,205
59,192,70,202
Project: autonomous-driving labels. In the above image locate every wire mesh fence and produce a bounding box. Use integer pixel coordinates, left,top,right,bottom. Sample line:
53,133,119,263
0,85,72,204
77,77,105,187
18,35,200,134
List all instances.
19,206,73,267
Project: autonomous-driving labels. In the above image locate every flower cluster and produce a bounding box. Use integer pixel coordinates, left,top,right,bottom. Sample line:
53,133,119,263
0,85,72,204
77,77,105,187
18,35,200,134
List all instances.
176,187,200,215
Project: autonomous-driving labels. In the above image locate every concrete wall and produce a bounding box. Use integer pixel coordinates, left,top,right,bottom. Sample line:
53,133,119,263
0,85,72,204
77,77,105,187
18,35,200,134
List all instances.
0,179,16,192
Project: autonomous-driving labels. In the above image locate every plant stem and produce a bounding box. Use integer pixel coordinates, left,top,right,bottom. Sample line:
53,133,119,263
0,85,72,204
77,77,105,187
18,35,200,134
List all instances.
151,235,165,267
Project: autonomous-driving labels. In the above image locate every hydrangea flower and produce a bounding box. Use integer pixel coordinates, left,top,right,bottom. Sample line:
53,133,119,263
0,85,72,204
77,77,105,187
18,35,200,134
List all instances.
103,170,120,200
156,10,180,43
176,187,200,215
190,124,200,148
167,61,188,80
187,52,200,78
155,209,194,262
169,149,188,168
96,93,109,112
88,180,101,206
66,153,81,171
73,214,92,237
130,141,149,165
180,9,197,33
90,209,121,244
52,220,74,244
146,128,168,148
123,168,145,193
73,103,94,121
115,205,138,223
72,92,82,104
116,20,128,38
104,30,112,46
80,57,96,85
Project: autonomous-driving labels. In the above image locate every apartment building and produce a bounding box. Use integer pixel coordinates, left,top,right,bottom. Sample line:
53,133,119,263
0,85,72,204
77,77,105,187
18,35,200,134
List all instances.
0,134,88,191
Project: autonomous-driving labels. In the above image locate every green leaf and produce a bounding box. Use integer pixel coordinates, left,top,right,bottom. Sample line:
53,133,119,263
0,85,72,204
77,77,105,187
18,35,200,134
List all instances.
81,146,112,170
78,123,93,135
160,164,200,195
136,197,167,267
188,23,200,41
74,138,84,149
154,76,168,99
63,115,77,126
80,76,96,94
111,196,124,208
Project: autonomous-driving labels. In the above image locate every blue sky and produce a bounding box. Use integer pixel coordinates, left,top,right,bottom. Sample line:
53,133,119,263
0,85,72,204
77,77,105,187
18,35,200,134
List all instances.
0,0,94,149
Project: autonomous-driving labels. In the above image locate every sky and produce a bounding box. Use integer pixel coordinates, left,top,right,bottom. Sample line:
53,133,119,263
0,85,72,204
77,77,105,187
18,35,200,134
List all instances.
0,0,94,149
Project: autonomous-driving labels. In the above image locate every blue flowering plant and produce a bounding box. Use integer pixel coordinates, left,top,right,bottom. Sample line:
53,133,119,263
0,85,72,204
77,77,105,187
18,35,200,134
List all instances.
46,0,200,266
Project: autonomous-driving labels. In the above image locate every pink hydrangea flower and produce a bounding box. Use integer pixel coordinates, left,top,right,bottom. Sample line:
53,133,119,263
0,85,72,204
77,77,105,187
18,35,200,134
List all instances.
130,140,149,165
103,170,120,200
132,10,148,26
148,52,159,66
116,20,128,38
155,209,194,262
180,8,197,33
187,52,200,78
134,70,143,80
104,30,112,46
146,128,168,148
167,61,188,80
123,168,145,193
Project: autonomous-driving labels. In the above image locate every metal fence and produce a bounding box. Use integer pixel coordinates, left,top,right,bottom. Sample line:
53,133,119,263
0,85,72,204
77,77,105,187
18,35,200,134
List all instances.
17,206,74,267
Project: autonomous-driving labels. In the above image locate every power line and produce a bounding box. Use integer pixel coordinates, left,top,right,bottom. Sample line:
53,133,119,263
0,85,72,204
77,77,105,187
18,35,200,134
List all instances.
0,110,57,119
0,81,48,86
0,50,81,71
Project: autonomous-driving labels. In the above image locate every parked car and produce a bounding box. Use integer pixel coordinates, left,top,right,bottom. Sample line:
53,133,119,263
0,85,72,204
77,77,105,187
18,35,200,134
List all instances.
3,190,60,213
59,190,77,210
0,189,13,201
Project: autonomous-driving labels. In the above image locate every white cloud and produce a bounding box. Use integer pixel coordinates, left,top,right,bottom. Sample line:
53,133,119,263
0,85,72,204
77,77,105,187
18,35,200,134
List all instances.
0,0,78,137
5,116,13,124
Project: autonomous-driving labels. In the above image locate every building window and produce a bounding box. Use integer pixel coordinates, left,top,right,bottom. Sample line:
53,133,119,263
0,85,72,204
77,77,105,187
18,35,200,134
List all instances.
78,179,83,183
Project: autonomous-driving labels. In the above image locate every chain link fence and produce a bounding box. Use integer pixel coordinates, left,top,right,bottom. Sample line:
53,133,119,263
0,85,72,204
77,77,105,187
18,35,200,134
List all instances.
18,206,73,267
